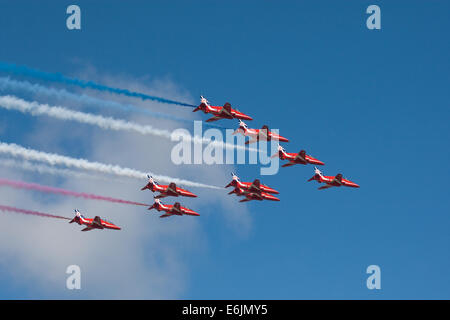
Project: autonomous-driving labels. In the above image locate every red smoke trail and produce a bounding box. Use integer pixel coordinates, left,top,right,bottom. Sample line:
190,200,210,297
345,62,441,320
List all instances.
0,178,149,207
0,204,70,220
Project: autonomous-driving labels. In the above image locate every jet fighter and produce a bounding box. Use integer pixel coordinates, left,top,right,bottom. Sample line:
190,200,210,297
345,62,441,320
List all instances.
193,96,253,122
228,186,280,203
307,167,360,190
69,209,121,231
148,198,200,218
272,145,325,167
225,173,279,194
225,173,280,202
141,175,197,199
233,120,289,144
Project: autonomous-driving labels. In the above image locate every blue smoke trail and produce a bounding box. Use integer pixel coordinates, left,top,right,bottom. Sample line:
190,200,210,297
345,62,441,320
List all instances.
0,77,226,130
0,62,197,107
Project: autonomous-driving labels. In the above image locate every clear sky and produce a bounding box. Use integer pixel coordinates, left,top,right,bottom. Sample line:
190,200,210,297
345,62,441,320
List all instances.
0,0,449,299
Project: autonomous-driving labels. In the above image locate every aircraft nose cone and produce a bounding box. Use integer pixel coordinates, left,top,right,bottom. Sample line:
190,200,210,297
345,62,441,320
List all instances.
267,194,280,201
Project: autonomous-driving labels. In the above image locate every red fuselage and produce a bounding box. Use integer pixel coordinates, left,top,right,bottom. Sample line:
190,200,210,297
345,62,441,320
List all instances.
236,126,289,143
278,150,325,166
70,215,121,231
148,201,200,217
308,173,360,189
226,179,279,194
230,187,280,202
141,181,197,198
193,102,253,122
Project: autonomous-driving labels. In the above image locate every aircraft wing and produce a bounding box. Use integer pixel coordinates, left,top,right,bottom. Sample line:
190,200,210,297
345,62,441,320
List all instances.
220,103,233,117
253,192,263,200
248,179,262,193
293,151,307,163
171,203,183,215
81,227,94,232
328,174,343,186
333,174,343,184
159,214,172,218
259,131,269,140
318,184,333,190
244,191,263,200
258,126,269,140
245,138,258,145
165,183,179,196
92,216,104,229
206,116,223,122
282,161,297,167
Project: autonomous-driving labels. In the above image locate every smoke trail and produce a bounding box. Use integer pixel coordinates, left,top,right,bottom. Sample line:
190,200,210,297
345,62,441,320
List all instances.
0,141,221,189
0,94,177,139
0,204,70,220
0,95,250,152
0,62,196,107
0,77,225,130
0,178,149,206
0,158,133,183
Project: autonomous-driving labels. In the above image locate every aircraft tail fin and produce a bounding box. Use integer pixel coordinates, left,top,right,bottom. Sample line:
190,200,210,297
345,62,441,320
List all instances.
173,202,183,214
225,181,235,188
271,144,285,159
193,96,208,112
308,167,322,182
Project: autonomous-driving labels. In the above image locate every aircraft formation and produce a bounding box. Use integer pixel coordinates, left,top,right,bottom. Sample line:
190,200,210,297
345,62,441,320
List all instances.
126,96,358,224
52,95,360,230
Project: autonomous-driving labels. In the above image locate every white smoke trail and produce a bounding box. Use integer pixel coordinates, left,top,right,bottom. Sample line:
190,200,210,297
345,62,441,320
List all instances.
0,142,221,189
0,95,250,152
0,158,132,184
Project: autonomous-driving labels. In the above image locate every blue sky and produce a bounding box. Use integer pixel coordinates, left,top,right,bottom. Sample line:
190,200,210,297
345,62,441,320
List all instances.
0,0,449,299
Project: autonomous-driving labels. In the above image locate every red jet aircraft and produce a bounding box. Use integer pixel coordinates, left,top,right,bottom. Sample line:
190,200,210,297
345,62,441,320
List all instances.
225,173,280,202
225,173,279,194
69,209,121,231
272,145,325,167
233,120,289,144
141,175,197,199
228,187,281,203
307,167,360,190
148,198,200,218
193,96,253,122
